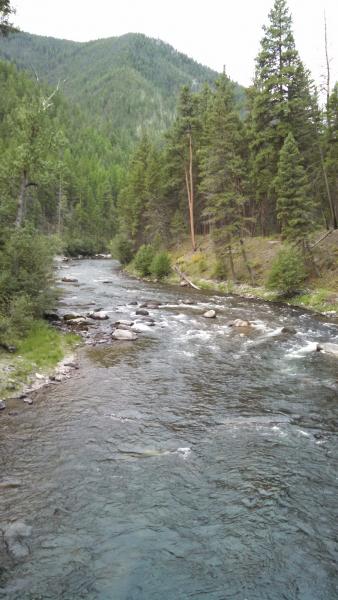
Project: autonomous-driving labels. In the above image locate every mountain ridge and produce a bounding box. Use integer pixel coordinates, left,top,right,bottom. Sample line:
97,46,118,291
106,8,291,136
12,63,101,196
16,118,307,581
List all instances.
0,31,244,146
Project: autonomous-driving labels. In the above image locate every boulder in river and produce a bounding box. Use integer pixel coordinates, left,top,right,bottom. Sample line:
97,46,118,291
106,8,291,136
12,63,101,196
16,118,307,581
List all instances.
112,329,137,341
179,298,195,305
281,326,297,335
61,276,78,283
0,400,6,410
114,320,134,327
136,308,149,316
180,280,188,287
317,343,338,357
228,319,252,328
203,310,216,318
87,311,109,320
63,312,83,321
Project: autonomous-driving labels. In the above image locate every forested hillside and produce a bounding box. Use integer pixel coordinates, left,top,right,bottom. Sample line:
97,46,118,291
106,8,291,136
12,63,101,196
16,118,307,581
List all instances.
0,31,244,146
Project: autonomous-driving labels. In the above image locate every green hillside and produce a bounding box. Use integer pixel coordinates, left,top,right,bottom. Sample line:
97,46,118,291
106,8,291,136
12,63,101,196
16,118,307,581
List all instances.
0,32,244,145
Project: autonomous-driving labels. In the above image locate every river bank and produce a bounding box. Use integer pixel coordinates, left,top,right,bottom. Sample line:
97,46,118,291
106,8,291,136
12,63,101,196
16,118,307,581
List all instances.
134,231,338,318
0,321,79,408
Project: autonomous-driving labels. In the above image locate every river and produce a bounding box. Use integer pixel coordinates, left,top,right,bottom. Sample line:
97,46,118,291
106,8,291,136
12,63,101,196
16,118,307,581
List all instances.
1,259,337,600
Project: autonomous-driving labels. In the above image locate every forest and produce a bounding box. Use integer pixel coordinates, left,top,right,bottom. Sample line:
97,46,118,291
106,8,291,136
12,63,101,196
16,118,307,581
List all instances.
0,0,337,348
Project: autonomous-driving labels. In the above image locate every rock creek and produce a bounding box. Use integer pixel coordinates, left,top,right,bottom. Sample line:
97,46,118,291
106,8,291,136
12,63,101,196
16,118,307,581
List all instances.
0,258,337,599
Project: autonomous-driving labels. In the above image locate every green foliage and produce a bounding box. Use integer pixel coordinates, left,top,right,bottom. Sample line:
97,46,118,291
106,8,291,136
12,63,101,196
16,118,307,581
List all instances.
110,235,134,265
275,132,315,241
133,244,155,276
0,32,239,149
150,251,171,279
0,226,55,314
267,246,307,294
64,237,102,257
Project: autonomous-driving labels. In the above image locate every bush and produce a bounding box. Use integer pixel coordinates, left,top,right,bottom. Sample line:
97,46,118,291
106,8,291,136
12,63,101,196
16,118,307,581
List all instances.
110,235,134,265
134,245,155,276
150,251,171,279
267,246,307,295
0,226,55,315
64,238,98,257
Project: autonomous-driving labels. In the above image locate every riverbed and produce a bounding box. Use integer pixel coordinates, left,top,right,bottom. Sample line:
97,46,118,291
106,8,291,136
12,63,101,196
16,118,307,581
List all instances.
1,259,337,599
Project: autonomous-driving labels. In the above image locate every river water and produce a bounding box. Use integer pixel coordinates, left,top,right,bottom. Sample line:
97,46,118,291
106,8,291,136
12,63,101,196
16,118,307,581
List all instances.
0,259,337,600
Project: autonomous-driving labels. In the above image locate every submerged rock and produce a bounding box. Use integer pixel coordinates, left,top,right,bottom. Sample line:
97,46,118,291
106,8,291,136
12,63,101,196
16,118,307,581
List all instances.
3,521,32,559
317,343,338,357
203,310,216,318
112,329,137,341
136,308,149,316
179,298,195,305
0,477,22,489
61,276,78,283
281,326,297,335
228,319,251,328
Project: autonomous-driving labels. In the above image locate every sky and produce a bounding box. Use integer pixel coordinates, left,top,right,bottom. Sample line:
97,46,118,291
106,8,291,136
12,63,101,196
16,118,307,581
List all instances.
11,0,338,89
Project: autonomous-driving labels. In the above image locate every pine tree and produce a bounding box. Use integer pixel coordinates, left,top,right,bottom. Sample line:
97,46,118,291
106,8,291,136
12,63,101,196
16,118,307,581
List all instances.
248,0,319,234
199,73,247,279
275,132,315,242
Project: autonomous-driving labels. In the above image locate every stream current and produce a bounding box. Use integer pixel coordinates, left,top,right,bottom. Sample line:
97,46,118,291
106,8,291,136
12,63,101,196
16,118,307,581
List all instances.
0,259,338,599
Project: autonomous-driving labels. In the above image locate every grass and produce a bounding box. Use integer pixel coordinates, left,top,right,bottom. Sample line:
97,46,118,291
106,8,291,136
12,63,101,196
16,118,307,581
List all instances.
0,321,79,399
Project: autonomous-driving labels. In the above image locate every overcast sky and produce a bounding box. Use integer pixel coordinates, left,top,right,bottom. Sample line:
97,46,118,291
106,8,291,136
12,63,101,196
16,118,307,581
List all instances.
11,0,338,89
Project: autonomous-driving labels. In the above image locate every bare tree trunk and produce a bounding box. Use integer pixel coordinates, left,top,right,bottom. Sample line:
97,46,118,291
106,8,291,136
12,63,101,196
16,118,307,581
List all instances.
57,174,63,235
319,144,337,229
15,171,28,228
188,133,196,251
228,244,236,281
239,238,255,285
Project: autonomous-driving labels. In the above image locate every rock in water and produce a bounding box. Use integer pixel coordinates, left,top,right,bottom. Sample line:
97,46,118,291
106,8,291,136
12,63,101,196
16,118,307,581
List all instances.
114,320,134,327
317,343,338,357
281,326,297,335
203,310,216,318
61,276,78,283
87,311,109,320
112,329,137,341
136,309,149,316
63,312,83,321
0,400,6,410
228,319,251,328
3,521,32,559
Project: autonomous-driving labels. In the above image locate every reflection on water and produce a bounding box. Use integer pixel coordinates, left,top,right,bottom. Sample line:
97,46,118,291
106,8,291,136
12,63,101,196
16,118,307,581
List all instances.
0,259,337,599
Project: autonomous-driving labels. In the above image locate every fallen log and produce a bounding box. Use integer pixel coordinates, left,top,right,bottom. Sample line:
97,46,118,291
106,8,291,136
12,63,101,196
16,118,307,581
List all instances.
173,265,200,290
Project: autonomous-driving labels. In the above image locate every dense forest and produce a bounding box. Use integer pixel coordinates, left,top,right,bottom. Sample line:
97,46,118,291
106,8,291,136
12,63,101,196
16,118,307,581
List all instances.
0,0,337,348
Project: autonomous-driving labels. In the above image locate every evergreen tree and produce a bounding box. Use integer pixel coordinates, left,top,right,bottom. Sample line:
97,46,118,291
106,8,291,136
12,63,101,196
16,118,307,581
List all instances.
275,132,315,242
199,73,247,279
248,0,319,234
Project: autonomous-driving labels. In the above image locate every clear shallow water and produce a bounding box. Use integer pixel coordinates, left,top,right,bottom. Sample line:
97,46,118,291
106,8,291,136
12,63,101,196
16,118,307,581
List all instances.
0,259,338,600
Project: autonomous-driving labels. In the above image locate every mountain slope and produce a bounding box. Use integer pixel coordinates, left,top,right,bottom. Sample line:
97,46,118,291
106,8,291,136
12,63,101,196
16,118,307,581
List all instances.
0,32,244,145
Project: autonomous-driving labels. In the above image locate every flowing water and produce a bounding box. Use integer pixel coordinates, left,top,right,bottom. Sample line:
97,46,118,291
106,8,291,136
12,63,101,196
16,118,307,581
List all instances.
1,259,338,600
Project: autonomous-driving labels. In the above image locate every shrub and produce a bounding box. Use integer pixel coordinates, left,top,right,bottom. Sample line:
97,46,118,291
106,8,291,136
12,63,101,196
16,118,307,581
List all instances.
267,246,307,295
64,238,98,257
150,251,171,279
134,245,155,276
110,235,134,265
0,226,55,315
